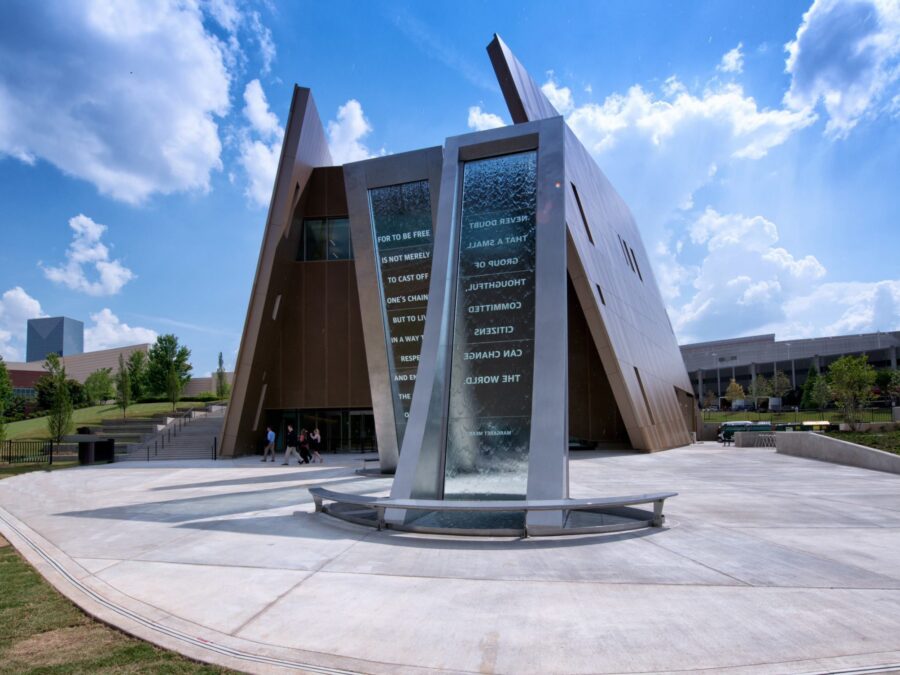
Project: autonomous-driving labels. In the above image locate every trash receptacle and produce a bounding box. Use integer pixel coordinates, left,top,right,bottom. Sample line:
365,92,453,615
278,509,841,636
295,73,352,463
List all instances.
78,440,95,465
95,438,115,463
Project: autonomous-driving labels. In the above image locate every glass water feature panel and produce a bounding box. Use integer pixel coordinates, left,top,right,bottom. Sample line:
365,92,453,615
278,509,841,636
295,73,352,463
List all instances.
444,151,538,499
367,180,434,445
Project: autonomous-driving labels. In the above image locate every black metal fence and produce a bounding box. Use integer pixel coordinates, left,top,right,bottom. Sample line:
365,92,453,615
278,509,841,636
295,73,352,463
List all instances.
1,440,78,465
702,407,895,424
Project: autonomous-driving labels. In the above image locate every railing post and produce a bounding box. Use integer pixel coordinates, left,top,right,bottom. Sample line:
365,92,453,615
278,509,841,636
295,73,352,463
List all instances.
49,441,53,466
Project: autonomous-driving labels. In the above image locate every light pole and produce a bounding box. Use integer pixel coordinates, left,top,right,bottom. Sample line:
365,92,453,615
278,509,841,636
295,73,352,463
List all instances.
786,342,794,389
711,352,720,407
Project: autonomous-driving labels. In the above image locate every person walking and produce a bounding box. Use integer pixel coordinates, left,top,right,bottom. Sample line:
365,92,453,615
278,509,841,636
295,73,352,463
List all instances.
299,428,312,464
282,424,301,465
310,427,324,464
261,426,276,462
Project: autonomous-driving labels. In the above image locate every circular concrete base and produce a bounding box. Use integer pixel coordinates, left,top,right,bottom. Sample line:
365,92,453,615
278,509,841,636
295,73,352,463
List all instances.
2,447,900,674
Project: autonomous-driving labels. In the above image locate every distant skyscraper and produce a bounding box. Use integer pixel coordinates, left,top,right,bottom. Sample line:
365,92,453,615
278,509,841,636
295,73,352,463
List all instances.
26,317,84,362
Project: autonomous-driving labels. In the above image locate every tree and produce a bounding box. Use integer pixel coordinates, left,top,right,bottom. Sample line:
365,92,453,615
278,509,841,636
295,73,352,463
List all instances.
752,374,772,399
115,353,131,418
800,367,819,409
770,370,792,399
0,356,12,442
724,378,745,402
35,375,84,411
127,350,148,401
146,335,192,398
702,390,717,408
828,355,876,430
810,375,832,411
215,351,230,399
44,353,73,443
887,370,900,406
83,368,114,406
165,363,182,412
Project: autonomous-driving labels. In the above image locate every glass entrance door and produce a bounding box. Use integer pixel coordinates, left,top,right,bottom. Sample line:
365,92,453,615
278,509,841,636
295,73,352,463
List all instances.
350,410,376,452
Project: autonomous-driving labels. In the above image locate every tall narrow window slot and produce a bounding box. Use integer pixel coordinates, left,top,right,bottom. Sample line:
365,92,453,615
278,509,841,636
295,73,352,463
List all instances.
634,367,655,425
630,247,643,282
570,182,594,245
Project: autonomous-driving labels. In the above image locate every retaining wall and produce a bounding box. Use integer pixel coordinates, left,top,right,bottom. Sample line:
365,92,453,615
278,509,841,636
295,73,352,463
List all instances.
776,432,900,475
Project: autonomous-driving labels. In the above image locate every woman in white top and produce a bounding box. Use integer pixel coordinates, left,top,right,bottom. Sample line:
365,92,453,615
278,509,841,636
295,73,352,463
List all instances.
310,428,324,463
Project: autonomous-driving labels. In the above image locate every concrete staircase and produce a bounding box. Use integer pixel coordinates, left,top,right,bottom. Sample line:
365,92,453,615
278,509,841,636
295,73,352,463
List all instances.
118,409,224,462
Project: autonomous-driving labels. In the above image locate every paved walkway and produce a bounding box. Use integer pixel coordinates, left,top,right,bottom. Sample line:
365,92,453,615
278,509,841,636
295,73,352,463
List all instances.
1,445,900,674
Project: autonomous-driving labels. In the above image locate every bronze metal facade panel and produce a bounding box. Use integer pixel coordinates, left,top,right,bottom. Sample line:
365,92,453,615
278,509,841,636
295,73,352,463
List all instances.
221,86,333,456
221,89,369,456
487,35,559,124
567,279,627,444
347,275,371,407
326,264,351,405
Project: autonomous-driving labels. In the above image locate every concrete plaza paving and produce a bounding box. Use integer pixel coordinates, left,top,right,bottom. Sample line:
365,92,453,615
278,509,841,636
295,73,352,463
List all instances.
1,444,900,674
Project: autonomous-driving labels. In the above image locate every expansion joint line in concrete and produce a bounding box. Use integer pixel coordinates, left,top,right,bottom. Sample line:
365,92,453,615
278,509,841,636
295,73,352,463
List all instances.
0,508,361,675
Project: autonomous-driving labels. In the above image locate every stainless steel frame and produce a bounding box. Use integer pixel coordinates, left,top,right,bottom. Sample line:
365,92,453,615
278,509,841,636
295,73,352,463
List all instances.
389,119,569,524
344,148,443,473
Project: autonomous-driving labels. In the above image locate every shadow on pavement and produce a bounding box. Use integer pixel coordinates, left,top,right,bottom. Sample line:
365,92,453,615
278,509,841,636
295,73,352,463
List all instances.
56,478,389,523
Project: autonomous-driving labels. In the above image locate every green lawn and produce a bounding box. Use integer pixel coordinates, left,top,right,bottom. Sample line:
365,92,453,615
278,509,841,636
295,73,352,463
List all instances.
0,463,231,672
825,431,900,456
0,462,78,481
4,402,209,440
0,538,230,673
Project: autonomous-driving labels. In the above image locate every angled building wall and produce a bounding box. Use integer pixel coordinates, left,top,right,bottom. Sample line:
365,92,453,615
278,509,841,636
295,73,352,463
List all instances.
489,34,695,450
221,86,339,457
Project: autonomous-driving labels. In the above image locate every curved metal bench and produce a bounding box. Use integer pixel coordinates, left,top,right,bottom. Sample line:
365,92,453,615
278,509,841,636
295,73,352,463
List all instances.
308,487,677,537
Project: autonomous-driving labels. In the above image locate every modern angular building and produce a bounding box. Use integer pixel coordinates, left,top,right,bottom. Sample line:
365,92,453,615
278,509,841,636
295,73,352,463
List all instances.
26,316,83,362
221,36,697,471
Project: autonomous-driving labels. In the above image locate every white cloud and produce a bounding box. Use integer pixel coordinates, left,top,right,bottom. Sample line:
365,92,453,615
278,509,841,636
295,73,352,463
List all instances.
467,106,506,131
243,79,281,139
239,137,282,208
238,84,379,206
562,78,815,243
238,80,283,207
778,280,900,337
541,74,575,115
327,99,375,165
84,309,157,351
250,10,276,74
0,2,232,204
0,287,46,361
42,214,134,296
206,0,242,33
666,208,900,344
785,0,900,138
718,43,745,74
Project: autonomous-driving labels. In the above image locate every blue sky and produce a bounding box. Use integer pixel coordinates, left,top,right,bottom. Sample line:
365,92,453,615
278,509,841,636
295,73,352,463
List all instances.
1,0,898,375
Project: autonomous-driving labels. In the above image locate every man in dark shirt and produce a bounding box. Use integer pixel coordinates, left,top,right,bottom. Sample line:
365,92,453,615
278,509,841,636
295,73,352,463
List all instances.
283,424,301,465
